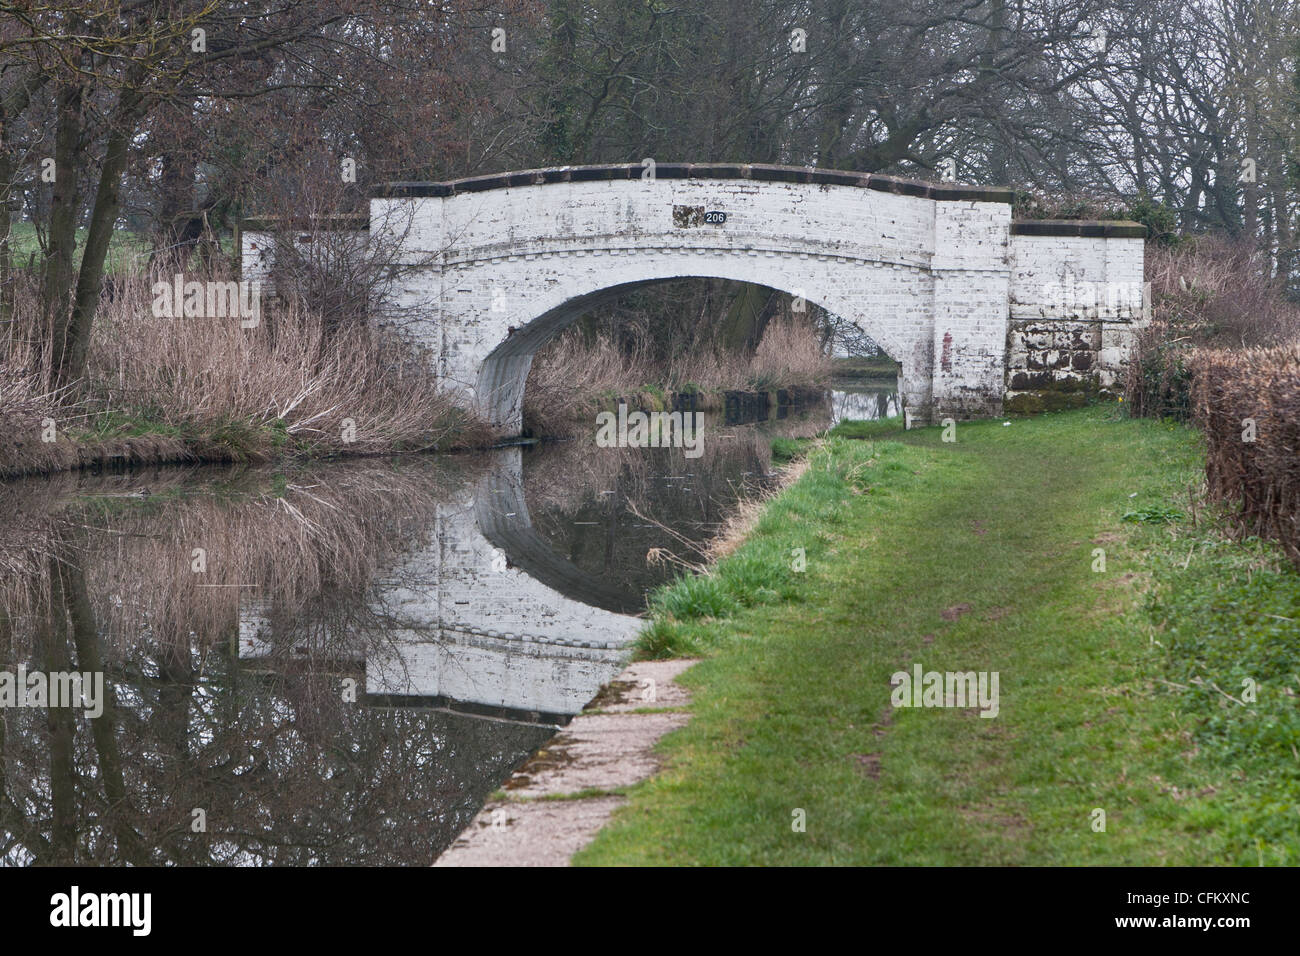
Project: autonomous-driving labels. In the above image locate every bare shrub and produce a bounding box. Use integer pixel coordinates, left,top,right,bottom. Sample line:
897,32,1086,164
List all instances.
1125,238,1300,419
1146,238,1299,347
1190,343,1300,567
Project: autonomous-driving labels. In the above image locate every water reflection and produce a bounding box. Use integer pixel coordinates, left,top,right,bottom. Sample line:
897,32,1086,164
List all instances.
831,385,900,423
347,449,643,722
0,403,830,865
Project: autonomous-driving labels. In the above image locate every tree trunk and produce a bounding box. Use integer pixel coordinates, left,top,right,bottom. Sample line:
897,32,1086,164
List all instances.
43,554,78,862
61,551,145,864
43,81,84,382
56,85,144,388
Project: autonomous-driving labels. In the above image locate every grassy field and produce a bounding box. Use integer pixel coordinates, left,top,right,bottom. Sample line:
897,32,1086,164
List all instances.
578,406,1300,865
4,221,152,275
832,354,900,380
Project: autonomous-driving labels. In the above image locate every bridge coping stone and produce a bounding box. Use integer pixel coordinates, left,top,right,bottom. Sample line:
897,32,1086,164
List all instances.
371,163,1018,204
1011,219,1147,239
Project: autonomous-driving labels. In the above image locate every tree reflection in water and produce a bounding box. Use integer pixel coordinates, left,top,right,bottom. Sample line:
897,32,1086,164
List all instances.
0,401,829,864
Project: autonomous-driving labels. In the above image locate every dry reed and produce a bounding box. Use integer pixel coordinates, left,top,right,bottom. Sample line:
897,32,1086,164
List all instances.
524,317,834,436
0,268,487,478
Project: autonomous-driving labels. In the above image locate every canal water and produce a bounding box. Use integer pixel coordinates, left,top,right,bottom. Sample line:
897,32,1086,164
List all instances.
830,383,900,423
0,390,890,865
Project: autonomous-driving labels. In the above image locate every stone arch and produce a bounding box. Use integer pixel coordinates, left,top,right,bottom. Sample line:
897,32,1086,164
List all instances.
474,253,929,434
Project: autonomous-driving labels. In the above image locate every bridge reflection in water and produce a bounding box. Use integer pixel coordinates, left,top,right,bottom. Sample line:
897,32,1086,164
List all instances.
0,403,828,864
239,447,644,725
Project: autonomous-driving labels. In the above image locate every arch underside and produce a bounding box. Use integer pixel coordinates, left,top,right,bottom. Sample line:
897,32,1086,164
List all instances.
469,255,930,435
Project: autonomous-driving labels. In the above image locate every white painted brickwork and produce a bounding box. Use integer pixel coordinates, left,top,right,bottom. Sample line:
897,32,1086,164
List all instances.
1007,234,1147,397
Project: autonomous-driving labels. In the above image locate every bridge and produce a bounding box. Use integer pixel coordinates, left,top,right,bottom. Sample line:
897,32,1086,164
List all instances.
241,164,1147,435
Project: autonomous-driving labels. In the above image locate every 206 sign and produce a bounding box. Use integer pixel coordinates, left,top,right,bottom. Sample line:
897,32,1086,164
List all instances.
703,210,727,224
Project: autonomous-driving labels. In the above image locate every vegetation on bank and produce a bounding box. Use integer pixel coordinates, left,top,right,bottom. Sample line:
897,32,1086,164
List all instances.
0,260,841,475
0,271,488,479
1124,238,1300,423
578,408,1298,865
1120,238,1300,568
523,319,835,436
831,354,902,381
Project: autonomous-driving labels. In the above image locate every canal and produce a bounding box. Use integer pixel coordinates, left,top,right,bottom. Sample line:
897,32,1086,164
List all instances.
0,388,893,865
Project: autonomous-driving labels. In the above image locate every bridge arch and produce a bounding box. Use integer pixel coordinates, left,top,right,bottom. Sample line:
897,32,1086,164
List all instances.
476,260,921,434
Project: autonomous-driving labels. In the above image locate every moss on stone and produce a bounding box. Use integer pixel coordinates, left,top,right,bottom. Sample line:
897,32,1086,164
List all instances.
1005,393,1045,414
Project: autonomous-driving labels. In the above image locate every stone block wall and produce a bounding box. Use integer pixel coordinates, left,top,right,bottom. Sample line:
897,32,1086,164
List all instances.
1007,224,1147,411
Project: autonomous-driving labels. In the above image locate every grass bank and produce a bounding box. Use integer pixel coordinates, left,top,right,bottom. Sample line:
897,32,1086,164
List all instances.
578,407,1300,865
3,221,152,276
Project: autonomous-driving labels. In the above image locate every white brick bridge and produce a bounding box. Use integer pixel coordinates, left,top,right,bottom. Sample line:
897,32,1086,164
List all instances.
242,163,1147,435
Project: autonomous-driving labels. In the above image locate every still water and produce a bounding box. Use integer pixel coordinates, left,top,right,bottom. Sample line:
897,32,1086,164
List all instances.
0,393,905,865
830,384,900,423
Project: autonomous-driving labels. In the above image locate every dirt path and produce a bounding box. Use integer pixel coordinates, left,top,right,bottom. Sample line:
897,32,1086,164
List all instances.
433,658,695,867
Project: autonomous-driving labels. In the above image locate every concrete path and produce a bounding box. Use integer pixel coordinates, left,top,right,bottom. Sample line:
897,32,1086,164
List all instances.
434,658,694,867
